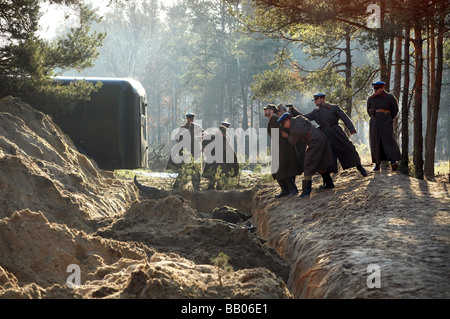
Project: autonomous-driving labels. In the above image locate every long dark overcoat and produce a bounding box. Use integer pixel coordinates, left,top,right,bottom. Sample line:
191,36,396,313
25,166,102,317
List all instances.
166,122,203,171
202,131,239,179
305,103,361,171
366,91,401,163
286,107,307,175
267,115,301,180
286,115,334,176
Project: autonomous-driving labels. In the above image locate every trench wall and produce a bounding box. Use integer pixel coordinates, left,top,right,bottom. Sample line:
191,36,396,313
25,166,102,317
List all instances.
249,186,357,299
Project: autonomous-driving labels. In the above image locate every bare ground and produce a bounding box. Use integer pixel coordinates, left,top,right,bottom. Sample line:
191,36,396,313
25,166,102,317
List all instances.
251,167,450,298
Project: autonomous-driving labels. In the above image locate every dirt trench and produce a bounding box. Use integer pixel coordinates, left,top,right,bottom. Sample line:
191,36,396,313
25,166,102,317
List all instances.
0,96,294,299
123,187,291,283
249,171,450,299
133,187,303,294
163,170,450,299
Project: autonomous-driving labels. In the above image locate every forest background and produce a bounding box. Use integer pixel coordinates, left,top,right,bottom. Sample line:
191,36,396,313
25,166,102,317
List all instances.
0,0,449,180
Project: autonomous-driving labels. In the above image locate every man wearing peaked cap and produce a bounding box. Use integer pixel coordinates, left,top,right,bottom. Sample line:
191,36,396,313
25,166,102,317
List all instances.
166,111,204,190
202,123,239,190
367,80,401,171
304,92,367,183
263,104,301,198
278,112,290,123
278,112,335,198
263,103,279,113
278,104,307,177
220,121,231,128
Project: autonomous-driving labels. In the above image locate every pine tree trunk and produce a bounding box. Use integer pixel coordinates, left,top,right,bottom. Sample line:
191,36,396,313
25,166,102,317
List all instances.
392,37,402,136
399,28,410,174
156,82,161,145
413,26,424,179
424,26,436,179
377,34,387,84
377,0,388,86
344,28,352,118
424,14,444,179
386,35,394,89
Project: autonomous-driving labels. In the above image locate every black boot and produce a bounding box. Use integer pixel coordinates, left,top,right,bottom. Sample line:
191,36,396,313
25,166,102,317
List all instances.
391,161,398,171
319,171,334,189
299,180,312,198
373,163,380,171
319,173,327,189
356,164,368,177
275,179,290,198
286,177,299,195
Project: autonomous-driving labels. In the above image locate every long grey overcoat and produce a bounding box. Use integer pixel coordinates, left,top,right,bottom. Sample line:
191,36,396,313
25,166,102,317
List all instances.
287,107,307,175
286,115,334,176
202,130,239,179
305,103,361,171
366,91,401,163
267,115,301,180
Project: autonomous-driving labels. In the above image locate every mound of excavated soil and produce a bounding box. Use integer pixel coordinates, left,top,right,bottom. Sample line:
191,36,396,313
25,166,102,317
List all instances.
252,168,450,298
0,96,291,299
0,209,289,299
96,195,289,282
0,96,137,232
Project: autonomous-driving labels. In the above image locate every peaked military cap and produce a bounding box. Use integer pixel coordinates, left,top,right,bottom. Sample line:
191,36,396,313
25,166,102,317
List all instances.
277,112,291,124
220,121,231,127
312,92,326,100
371,81,386,86
186,112,196,117
263,104,279,112
277,103,288,113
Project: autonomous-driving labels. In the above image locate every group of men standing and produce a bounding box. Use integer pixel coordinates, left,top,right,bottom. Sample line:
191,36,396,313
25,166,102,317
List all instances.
166,113,239,191
165,80,401,197
266,80,401,198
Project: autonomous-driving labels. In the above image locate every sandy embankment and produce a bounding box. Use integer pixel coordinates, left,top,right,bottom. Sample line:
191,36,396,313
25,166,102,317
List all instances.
0,96,291,299
251,168,450,298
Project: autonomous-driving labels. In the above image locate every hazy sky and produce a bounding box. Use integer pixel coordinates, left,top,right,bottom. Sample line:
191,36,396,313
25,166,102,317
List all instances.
38,0,178,39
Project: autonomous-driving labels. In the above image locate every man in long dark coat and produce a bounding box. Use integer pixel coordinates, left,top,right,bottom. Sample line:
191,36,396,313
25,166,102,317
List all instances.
366,81,401,171
264,104,300,197
279,113,335,198
166,112,204,190
277,104,306,176
304,93,367,185
202,125,239,190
